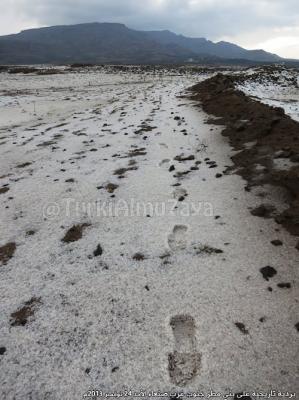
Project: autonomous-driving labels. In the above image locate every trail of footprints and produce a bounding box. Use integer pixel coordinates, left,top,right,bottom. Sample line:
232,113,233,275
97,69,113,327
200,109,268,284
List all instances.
2,76,298,394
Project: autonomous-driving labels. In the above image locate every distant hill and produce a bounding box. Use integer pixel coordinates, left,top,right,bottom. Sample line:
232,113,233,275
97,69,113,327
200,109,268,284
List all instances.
0,22,284,65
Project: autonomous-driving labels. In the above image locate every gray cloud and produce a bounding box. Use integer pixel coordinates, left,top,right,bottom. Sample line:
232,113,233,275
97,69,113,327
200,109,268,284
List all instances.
2,0,299,57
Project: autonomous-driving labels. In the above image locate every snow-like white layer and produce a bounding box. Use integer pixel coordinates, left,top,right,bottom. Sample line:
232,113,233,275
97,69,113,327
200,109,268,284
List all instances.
0,70,298,399
237,68,299,122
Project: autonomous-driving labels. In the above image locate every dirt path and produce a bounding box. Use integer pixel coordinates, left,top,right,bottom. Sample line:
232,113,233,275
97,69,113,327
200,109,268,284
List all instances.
0,72,298,399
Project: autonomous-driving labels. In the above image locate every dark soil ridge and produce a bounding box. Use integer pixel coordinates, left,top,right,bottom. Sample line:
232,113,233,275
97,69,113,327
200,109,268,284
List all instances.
189,73,299,237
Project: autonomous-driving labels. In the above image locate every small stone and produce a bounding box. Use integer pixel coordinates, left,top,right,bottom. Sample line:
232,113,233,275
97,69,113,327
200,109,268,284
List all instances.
0,347,6,355
260,266,277,281
133,253,145,261
93,244,103,257
271,240,283,246
235,322,249,335
277,283,291,289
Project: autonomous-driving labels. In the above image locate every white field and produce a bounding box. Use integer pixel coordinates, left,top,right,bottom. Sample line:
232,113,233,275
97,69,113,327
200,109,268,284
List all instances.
237,68,299,122
0,69,298,399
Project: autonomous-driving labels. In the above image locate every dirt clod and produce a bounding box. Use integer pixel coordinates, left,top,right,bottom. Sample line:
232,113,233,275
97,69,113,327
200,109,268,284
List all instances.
133,253,145,261
235,322,249,335
0,242,16,265
271,240,283,246
62,224,91,243
93,244,103,257
105,183,119,193
260,266,277,281
277,283,291,289
0,186,9,194
10,297,41,327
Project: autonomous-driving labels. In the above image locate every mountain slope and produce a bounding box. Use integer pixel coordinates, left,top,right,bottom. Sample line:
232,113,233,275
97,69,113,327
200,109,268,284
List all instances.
145,30,281,62
0,23,196,64
0,22,282,65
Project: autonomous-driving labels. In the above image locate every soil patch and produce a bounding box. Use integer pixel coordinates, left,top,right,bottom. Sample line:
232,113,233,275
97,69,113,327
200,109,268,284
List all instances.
190,74,299,236
62,223,91,243
10,297,41,327
0,242,16,265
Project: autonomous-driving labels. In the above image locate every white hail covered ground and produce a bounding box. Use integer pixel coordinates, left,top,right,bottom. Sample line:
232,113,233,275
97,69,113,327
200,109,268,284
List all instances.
0,69,298,399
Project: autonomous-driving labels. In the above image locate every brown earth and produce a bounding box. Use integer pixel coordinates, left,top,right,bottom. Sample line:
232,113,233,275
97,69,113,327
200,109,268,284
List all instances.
62,223,91,243
189,74,299,239
0,186,9,194
0,242,16,265
10,297,41,327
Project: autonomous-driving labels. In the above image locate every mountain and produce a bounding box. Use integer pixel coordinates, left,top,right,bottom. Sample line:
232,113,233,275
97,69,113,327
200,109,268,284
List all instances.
145,30,281,62
0,22,283,65
0,23,196,64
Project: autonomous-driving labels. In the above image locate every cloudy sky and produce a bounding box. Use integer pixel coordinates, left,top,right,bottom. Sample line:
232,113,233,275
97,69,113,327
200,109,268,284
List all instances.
2,0,299,58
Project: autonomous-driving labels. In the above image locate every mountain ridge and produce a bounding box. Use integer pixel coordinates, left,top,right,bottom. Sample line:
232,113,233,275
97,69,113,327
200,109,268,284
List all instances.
0,22,286,65
145,29,281,62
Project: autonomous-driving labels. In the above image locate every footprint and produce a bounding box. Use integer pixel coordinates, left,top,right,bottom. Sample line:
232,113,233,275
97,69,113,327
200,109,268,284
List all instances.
168,225,188,251
159,159,171,167
173,188,187,201
168,315,201,386
159,143,169,149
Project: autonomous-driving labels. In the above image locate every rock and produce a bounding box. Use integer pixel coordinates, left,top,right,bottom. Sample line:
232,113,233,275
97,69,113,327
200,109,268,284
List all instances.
271,240,283,246
0,186,9,195
10,297,41,327
0,242,16,265
260,266,277,281
174,155,195,162
93,244,103,257
62,223,91,243
277,283,291,289
0,347,6,355
105,183,119,193
133,253,145,261
235,322,249,335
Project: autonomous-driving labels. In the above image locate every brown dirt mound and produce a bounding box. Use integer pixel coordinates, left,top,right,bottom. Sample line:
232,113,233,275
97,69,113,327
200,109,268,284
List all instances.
62,223,91,243
10,297,41,327
0,186,9,194
0,242,16,265
189,74,299,237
